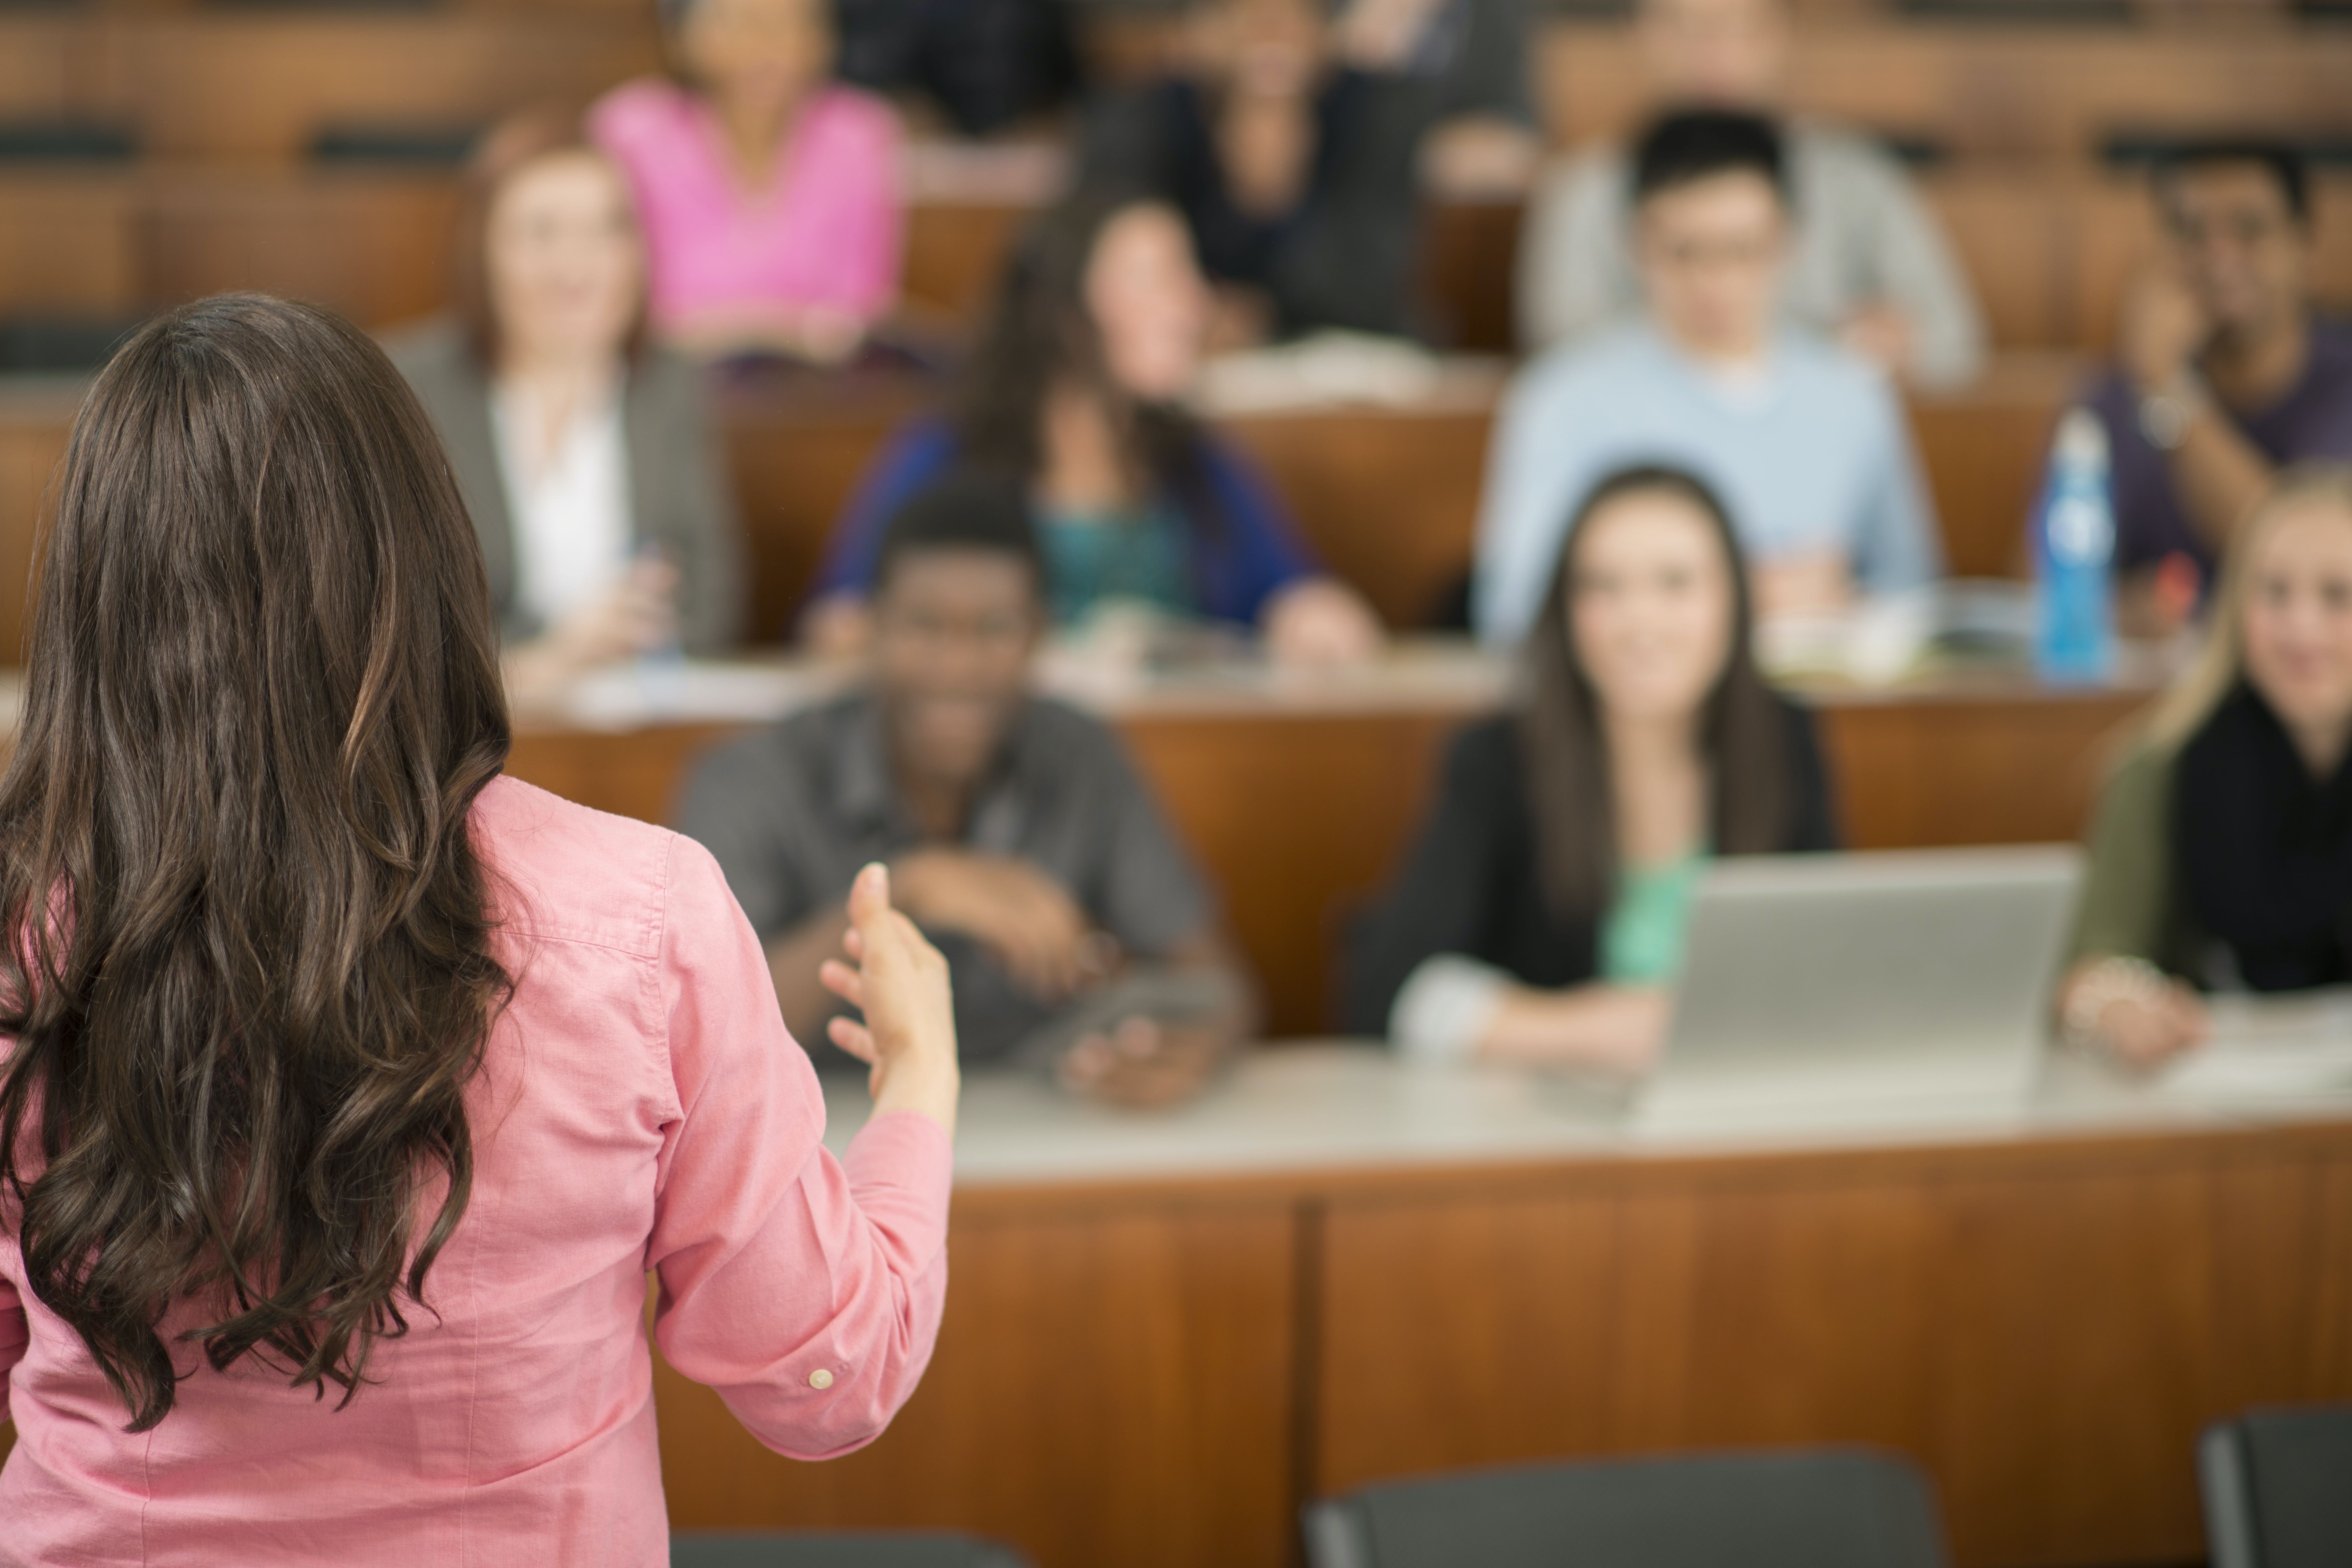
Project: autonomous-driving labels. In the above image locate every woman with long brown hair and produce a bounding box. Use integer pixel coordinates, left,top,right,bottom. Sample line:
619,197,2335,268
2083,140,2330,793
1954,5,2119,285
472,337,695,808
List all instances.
1348,464,1838,1071
0,295,959,1563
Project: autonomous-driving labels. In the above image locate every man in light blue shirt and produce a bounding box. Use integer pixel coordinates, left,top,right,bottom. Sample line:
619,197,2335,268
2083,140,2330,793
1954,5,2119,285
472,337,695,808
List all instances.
1476,109,1942,645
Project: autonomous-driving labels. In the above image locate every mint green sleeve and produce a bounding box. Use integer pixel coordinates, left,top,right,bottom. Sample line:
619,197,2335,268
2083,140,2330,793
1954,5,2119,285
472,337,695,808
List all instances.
2066,742,2178,970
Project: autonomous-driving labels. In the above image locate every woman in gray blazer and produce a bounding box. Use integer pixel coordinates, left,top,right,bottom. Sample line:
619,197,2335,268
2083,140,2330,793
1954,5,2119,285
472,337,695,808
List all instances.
390,114,744,707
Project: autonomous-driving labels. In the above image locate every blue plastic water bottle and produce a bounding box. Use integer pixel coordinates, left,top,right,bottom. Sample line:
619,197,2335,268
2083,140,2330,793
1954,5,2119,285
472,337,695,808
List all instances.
2032,408,2116,685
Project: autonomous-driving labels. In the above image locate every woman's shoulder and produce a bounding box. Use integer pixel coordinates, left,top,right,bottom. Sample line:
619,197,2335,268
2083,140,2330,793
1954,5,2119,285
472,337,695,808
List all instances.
473,775,696,958
589,78,703,154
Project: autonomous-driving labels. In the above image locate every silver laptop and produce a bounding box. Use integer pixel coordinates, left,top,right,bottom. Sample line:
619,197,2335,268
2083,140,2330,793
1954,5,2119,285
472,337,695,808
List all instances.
1637,846,2082,1133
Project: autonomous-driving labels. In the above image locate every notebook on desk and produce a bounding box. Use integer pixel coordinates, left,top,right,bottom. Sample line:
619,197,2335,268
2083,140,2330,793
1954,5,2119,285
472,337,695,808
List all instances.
1637,847,2083,1135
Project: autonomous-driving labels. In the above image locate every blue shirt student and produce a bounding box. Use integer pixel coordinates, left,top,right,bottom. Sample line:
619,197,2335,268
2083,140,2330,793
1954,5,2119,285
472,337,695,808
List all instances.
1472,322,1943,645
811,418,1321,630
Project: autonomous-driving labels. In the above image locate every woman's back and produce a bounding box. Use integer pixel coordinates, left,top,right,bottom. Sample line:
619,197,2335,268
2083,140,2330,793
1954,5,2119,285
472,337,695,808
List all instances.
0,295,958,1567
2,778,950,1566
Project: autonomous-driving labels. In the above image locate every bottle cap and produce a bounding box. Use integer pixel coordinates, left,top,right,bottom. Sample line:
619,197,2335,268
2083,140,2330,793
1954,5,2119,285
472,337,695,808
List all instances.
2055,407,2109,470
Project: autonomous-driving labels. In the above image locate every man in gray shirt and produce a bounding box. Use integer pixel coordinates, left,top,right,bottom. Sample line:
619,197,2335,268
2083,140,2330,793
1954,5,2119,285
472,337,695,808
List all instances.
1516,0,1985,388
676,476,1251,1107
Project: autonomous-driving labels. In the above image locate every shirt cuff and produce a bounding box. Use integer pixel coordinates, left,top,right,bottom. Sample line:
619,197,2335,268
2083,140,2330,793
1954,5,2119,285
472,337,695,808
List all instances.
1390,954,1512,1065
840,1108,955,1272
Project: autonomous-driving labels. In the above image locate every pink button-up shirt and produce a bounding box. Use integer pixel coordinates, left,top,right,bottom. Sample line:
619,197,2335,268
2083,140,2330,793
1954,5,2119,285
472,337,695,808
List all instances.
590,79,903,331
0,776,951,1566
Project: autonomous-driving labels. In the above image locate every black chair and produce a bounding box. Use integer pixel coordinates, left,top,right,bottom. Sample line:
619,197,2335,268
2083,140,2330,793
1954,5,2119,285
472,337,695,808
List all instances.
669,1532,1034,1568
2201,1405,2352,1568
1302,1448,1948,1568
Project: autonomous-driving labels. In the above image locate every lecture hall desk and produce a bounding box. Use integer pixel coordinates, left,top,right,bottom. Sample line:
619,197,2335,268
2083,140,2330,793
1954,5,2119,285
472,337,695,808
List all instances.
654,1045,2352,1568
505,645,2153,1037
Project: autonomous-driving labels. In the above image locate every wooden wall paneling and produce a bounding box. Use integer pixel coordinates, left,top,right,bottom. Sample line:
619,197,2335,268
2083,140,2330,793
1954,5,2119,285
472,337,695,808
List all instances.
901,202,1028,324
139,170,463,331
0,174,142,318
506,720,742,827
654,1195,1301,1568
1904,353,2077,578
0,399,71,666
0,18,99,127
1313,1185,1629,1488
1418,198,1524,354
719,384,916,641
1815,687,2146,849
117,17,661,161
1312,1133,2352,1568
1531,23,2352,156
1221,398,1494,630
1116,710,1462,1036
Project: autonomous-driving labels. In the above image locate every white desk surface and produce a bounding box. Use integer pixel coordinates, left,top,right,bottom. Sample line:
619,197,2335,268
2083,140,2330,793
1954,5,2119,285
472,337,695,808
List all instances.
823,1038,2352,1192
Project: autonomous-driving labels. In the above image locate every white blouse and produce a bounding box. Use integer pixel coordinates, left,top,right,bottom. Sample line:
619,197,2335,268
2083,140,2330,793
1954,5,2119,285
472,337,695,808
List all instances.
490,384,634,634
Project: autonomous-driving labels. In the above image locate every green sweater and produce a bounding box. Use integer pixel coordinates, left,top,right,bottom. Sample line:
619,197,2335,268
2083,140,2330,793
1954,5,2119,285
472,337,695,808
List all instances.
2067,740,2207,978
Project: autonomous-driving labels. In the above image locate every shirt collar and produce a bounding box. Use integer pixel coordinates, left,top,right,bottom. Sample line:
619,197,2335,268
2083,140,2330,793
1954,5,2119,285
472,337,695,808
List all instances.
829,690,1039,852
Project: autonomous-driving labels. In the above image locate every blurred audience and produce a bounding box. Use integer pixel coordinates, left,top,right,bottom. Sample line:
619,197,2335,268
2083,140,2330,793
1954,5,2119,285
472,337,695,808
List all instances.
679,476,1254,1108
805,191,1383,663
1516,0,1984,387
2090,142,2352,638
1079,0,1447,343
836,0,1081,137
2060,465,2352,1068
1331,0,1542,194
1475,112,1940,646
391,116,743,714
591,0,901,364
1351,466,1837,1072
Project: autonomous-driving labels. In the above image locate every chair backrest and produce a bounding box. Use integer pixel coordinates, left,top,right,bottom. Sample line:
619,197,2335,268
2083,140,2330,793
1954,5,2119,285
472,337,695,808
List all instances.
2201,1406,2352,1568
669,1531,1035,1568
1302,1448,1949,1568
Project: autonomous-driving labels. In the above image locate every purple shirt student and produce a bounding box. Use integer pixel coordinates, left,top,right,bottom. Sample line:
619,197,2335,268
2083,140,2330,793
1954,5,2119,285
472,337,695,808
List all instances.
2087,317,2352,578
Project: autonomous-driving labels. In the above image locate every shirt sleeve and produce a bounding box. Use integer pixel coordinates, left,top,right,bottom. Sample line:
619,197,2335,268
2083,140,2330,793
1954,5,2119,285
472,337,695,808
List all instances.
810,423,959,604
1846,146,1986,391
647,833,951,1462
1345,722,1514,1035
1851,374,1945,595
1,1272,24,1428
2068,742,2179,971
1472,361,1590,644
1198,439,1321,626
1515,154,1632,353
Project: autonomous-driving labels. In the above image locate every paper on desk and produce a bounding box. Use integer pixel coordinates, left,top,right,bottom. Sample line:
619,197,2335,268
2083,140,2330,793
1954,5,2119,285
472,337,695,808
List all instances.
2158,990,2352,1099
558,659,835,730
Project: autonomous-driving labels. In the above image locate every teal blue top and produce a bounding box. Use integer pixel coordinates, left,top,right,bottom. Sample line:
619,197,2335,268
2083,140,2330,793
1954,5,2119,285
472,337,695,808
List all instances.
1599,849,1710,984
1035,503,1196,627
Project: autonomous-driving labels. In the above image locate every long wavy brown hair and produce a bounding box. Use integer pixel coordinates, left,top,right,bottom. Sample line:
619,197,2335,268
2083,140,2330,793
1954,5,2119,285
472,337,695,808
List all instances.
1519,464,1794,917
0,294,513,1432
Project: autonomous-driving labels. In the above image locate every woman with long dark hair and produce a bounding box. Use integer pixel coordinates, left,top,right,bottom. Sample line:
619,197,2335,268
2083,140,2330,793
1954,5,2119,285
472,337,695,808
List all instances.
802,189,1382,664
1348,465,1838,1070
0,295,959,1562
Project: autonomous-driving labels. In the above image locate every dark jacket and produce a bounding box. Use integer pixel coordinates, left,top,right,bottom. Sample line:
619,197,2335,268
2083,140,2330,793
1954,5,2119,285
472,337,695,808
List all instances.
1079,74,1426,341
388,319,745,654
1345,701,1841,1034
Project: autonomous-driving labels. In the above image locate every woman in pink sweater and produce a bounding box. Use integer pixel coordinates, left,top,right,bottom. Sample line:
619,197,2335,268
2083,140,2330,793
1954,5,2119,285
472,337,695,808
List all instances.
591,0,904,364
0,293,960,1566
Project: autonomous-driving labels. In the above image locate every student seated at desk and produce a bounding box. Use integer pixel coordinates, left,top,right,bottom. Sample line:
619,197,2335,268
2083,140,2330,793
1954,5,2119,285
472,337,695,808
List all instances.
2088,142,2352,637
803,190,1382,663
2060,466,2352,1068
1516,0,1984,388
1077,0,1432,344
590,0,901,364
1351,465,1837,1071
1474,109,1942,647
391,115,745,715
681,476,1257,1108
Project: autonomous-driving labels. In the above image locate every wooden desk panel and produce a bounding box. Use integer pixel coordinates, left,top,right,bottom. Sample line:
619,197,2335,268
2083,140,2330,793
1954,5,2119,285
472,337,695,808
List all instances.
1313,1129,2352,1568
654,1196,1299,1568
